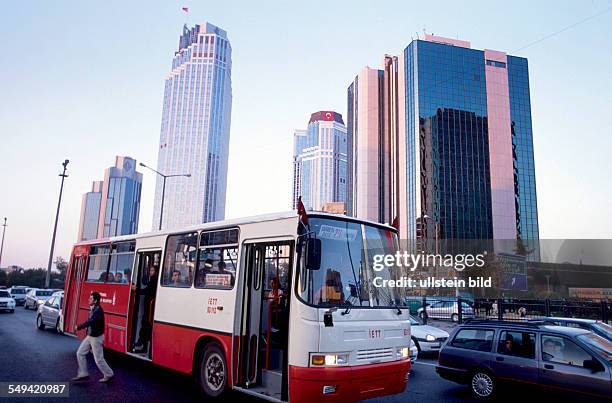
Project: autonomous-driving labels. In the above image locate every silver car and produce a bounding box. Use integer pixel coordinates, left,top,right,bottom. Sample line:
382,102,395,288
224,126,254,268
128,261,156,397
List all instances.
24,289,54,310
36,291,64,333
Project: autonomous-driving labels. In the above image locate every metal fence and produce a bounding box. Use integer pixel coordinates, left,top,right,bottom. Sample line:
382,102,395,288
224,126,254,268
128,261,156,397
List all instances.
406,296,611,325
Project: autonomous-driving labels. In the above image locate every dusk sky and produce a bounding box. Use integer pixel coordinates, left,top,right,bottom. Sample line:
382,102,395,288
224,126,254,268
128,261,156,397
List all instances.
1,0,611,269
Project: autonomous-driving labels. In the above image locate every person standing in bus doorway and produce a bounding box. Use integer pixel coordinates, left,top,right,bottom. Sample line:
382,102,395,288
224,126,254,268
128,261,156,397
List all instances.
134,263,158,354
72,291,114,383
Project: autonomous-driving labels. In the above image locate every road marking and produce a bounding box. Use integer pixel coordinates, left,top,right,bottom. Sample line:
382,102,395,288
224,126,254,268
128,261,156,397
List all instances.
414,361,437,367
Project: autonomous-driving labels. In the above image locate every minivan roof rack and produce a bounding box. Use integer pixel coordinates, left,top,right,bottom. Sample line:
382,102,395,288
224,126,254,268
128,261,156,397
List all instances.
462,318,549,327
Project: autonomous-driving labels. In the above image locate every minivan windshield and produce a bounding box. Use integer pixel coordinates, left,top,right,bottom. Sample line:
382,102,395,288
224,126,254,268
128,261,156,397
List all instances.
577,333,612,362
297,217,405,308
11,288,25,294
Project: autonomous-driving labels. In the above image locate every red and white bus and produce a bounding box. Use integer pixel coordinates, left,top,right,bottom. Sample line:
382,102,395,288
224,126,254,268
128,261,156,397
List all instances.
62,211,411,402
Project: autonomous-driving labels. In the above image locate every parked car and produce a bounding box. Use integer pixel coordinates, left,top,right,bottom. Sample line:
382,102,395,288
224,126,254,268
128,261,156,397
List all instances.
24,289,54,310
0,290,16,313
8,286,28,305
436,320,612,399
534,317,612,342
417,300,475,322
36,291,64,333
409,338,418,364
409,315,449,353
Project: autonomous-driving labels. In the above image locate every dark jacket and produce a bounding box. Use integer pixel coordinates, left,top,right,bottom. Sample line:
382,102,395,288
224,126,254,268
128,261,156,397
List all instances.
77,304,105,337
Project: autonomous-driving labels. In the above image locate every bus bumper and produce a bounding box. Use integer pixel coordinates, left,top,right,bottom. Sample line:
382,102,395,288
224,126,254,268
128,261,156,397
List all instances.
289,360,410,402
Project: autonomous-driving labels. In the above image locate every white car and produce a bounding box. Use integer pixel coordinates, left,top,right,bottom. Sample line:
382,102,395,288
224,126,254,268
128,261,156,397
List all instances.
8,286,28,306
416,300,474,322
409,315,449,353
0,290,16,313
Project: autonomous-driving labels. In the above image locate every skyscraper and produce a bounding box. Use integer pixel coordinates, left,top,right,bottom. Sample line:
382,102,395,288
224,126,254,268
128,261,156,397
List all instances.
77,156,142,241
292,111,348,212
347,35,539,247
153,23,232,230
77,181,103,241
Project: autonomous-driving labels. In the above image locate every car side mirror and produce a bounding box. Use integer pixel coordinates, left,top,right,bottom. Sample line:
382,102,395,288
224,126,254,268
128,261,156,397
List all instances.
583,359,604,372
305,238,321,271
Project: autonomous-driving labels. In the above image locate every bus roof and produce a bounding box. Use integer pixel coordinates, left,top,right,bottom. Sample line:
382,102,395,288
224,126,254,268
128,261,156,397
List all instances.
74,211,396,247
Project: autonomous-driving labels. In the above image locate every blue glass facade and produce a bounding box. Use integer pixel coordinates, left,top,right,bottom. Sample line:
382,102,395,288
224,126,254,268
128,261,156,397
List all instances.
507,56,539,241
403,39,538,243
153,23,232,230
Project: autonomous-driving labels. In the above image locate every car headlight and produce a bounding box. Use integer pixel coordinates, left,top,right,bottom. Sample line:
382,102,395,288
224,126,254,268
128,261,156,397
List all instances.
396,347,410,360
37,300,45,304
426,334,436,342
310,353,349,367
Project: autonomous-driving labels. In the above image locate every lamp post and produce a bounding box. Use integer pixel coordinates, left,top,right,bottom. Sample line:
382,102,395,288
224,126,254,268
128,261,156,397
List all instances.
46,160,69,289
139,162,190,230
0,217,7,269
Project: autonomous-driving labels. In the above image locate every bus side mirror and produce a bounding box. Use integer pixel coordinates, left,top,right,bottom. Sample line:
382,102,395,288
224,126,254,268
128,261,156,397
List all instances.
305,238,321,271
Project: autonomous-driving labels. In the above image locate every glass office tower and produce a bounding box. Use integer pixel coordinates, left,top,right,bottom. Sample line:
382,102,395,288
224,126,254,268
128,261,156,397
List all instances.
153,23,232,230
403,35,539,246
292,111,347,212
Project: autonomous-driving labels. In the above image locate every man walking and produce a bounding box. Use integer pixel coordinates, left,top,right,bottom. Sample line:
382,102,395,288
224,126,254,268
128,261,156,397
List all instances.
71,291,114,383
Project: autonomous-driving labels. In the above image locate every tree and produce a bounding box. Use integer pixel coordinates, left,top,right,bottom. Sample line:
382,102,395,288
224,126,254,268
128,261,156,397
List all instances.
54,256,68,275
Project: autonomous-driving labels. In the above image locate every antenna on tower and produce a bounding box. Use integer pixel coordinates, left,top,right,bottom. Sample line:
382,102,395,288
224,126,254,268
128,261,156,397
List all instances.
422,27,427,37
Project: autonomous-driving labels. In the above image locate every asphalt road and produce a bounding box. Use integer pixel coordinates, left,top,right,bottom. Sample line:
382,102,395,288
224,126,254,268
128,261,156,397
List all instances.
0,308,595,403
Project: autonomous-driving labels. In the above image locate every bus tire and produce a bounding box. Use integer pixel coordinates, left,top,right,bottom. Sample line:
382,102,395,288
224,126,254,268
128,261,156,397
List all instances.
197,342,228,399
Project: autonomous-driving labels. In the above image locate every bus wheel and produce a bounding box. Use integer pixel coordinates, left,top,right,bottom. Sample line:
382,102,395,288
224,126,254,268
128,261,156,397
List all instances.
198,343,227,399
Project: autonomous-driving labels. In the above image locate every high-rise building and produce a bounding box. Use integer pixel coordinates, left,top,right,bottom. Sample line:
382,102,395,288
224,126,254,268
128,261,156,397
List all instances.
77,181,103,241
347,35,539,248
77,156,142,241
292,111,348,212
153,23,232,230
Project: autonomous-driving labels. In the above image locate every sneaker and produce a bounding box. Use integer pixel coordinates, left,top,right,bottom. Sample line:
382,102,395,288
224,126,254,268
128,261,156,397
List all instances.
99,375,114,383
71,375,89,382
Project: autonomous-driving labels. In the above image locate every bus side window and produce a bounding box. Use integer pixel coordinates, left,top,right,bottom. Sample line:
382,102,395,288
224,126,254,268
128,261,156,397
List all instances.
86,245,111,282
195,247,237,289
162,232,198,288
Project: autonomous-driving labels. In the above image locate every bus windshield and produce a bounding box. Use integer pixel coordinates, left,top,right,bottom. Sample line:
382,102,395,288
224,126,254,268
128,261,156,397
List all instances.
297,217,405,309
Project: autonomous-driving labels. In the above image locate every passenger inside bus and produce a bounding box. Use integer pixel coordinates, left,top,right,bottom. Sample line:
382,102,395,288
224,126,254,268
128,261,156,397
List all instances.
134,263,158,354
170,270,185,286
313,269,345,304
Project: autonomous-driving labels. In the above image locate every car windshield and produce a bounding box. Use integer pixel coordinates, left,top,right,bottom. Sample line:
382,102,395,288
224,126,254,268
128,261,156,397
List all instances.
11,289,25,294
297,217,405,308
592,323,612,340
577,333,612,362
409,316,420,326
36,290,53,297
0,291,11,298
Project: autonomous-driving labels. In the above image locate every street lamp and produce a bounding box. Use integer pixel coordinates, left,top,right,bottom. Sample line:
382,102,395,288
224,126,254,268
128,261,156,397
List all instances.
46,160,69,289
0,217,7,269
139,162,191,230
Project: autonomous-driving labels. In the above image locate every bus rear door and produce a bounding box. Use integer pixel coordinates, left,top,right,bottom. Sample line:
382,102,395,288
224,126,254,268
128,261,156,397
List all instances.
64,247,88,335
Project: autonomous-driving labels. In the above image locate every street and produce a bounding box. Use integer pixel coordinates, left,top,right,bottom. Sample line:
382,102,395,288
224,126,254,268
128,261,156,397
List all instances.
0,309,593,403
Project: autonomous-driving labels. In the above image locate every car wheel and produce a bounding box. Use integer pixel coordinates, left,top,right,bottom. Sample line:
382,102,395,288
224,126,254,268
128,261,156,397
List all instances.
471,370,495,399
418,311,425,320
56,319,63,334
197,342,228,399
451,313,458,322
37,315,46,330
24,302,28,310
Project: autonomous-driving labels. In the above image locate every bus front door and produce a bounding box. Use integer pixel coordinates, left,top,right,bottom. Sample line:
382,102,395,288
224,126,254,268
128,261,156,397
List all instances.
240,242,292,401
64,254,87,335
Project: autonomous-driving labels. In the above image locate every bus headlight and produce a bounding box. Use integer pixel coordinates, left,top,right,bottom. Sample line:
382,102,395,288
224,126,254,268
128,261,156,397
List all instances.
396,347,410,359
310,353,349,367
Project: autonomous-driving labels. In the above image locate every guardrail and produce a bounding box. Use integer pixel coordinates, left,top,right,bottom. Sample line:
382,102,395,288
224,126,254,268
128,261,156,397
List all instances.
409,297,610,325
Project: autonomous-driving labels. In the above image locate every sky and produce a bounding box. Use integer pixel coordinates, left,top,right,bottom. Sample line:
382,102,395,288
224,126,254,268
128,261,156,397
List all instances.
0,0,611,269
